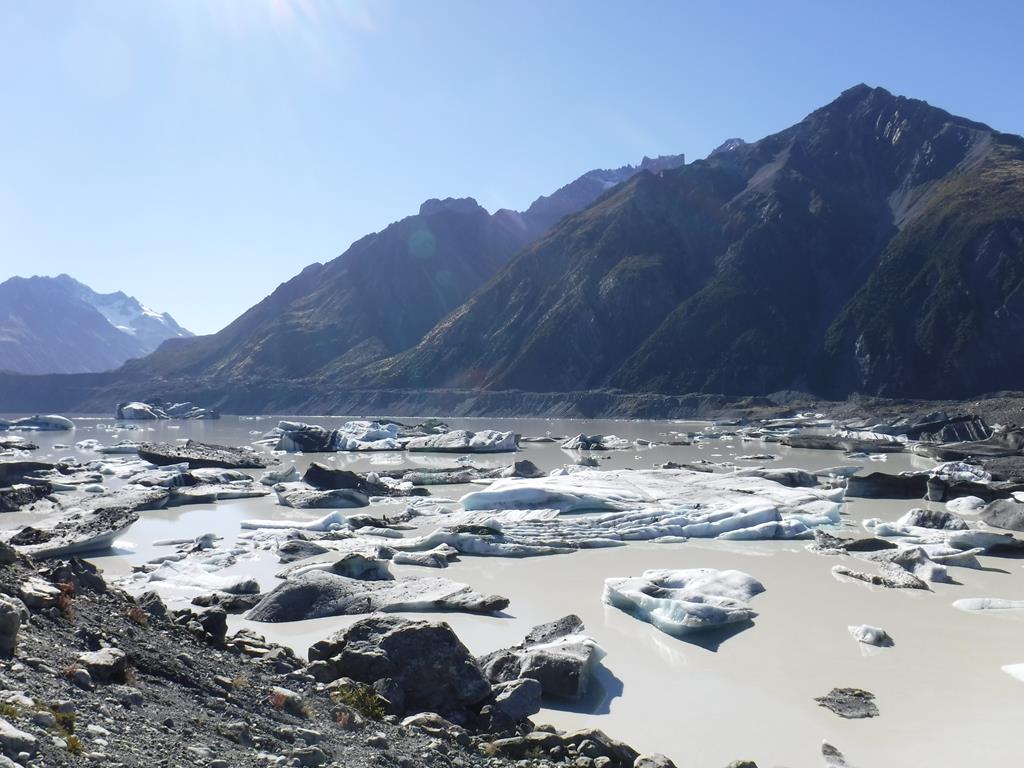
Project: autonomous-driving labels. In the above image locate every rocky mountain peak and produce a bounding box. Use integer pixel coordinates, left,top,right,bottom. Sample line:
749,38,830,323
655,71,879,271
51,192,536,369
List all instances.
418,197,486,217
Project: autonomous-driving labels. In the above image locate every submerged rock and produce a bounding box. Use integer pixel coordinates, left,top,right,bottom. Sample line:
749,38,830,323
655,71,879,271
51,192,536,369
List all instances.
247,570,508,622
138,440,266,469
603,568,764,636
814,687,879,719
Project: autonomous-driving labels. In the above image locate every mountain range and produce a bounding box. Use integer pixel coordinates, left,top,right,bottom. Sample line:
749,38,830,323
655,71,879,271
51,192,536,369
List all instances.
1,84,1022,415
0,275,191,375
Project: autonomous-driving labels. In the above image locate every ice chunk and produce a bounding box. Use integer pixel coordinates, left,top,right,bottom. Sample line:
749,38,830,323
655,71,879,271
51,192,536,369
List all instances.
953,598,1024,612
848,624,893,646
602,568,764,636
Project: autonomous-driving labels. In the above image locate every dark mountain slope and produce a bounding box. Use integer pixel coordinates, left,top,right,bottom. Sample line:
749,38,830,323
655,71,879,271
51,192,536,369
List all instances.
123,157,684,382
820,139,1024,396
363,85,1024,399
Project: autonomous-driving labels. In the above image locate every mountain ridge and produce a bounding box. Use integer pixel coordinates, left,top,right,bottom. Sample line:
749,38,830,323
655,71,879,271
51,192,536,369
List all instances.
0,274,191,375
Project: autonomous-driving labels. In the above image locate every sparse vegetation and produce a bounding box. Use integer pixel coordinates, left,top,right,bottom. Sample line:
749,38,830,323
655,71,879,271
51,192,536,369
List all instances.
329,685,386,720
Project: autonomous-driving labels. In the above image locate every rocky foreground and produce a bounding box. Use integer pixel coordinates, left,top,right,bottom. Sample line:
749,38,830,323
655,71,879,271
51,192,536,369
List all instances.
0,543,835,768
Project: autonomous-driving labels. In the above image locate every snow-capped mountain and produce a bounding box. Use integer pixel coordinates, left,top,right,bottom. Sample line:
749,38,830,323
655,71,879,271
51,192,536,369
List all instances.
0,274,192,374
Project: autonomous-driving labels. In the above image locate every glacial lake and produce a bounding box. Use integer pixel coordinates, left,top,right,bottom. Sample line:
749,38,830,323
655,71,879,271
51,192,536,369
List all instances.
5,414,1023,768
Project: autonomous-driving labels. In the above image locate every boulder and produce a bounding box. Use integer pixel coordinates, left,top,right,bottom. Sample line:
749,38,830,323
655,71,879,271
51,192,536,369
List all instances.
0,598,20,654
0,717,36,757
478,614,600,701
491,678,542,720
77,647,128,684
307,616,491,717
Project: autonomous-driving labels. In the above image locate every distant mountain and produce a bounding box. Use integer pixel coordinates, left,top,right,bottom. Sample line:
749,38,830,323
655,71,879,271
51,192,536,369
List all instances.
359,85,1024,400
122,154,685,381
0,274,191,375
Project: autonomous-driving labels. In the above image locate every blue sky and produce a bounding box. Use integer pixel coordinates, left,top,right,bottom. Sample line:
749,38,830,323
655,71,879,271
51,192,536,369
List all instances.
2,0,1022,334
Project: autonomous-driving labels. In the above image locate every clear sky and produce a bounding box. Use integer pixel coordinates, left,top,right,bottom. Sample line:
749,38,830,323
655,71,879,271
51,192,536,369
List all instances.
2,0,1022,334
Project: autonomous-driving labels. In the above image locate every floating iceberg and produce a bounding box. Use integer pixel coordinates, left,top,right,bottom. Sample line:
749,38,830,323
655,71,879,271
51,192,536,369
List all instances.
406,429,517,453
602,568,764,636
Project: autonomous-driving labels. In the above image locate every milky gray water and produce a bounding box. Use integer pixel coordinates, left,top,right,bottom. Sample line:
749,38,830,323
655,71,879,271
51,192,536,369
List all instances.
5,415,1023,768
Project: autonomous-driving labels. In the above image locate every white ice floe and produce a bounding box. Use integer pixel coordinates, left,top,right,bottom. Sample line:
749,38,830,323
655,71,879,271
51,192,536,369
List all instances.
953,598,1024,612
1002,664,1024,683
334,420,403,451
862,517,1021,553
382,469,846,558
848,624,893,646
946,496,986,514
144,561,259,595
406,429,517,453
602,568,764,636
460,468,842,516
240,510,352,532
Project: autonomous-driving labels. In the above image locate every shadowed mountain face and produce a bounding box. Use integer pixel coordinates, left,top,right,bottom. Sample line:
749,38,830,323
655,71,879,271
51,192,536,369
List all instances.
124,155,684,381
359,85,1024,399
0,275,191,375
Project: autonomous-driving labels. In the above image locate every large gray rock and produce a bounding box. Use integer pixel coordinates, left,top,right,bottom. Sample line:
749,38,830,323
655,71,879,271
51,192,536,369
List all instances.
0,717,36,757
307,615,491,716
491,678,542,720
247,570,508,622
478,614,599,701
980,499,1024,532
77,647,128,684
0,598,20,655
